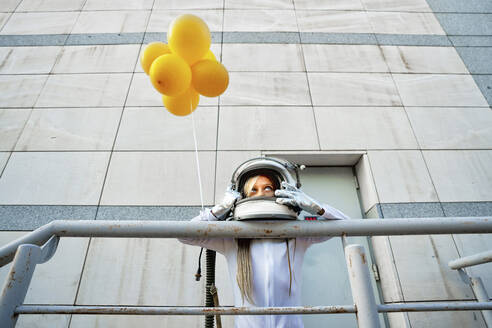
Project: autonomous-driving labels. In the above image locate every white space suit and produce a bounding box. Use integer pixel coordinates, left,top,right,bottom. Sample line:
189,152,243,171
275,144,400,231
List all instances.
179,203,349,328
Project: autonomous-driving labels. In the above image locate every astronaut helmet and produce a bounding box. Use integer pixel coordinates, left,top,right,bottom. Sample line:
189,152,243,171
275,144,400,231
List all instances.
230,157,302,220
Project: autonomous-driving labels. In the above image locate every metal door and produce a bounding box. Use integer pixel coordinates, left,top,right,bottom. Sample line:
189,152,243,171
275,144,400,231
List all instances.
299,166,383,328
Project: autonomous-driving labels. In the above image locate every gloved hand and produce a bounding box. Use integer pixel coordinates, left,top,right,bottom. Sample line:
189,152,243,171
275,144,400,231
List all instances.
211,184,241,219
275,182,325,216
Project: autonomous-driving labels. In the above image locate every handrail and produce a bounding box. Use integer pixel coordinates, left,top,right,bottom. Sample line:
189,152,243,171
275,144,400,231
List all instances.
1,217,491,267
1,217,491,328
449,249,492,270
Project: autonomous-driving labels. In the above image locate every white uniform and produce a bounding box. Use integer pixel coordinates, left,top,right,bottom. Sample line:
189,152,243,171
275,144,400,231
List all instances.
179,204,349,328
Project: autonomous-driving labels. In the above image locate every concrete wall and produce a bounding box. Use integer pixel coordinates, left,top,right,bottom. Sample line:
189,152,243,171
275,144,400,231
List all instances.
0,0,491,327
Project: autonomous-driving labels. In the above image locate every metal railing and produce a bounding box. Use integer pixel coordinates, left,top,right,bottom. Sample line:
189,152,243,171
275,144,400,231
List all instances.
1,217,491,328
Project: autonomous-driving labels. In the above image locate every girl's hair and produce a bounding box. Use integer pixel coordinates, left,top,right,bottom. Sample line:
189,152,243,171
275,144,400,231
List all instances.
243,175,260,198
236,176,258,304
236,239,254,304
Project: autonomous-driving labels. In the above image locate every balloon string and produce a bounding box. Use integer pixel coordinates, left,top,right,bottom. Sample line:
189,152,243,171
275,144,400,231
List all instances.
190,101,204,210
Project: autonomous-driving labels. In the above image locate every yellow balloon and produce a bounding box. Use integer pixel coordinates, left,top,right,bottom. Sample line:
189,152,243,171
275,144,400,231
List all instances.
191,60,229,97
163,87,200,116
140,42,171,75
149,54,191,96
203,49,216,61
168,14,211,65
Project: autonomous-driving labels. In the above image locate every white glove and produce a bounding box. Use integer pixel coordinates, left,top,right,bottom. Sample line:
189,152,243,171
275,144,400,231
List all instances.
275,182,325,216
211,184,241,219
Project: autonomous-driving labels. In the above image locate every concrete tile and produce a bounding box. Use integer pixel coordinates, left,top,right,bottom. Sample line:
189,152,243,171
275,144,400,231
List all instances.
450,36,492,47
423,150,492,202
0,75,47,107
295,0,364,10
83,0,153,10
406,107,492,149
389,235,475,301
297,10,373,33
435,13,492,36
443,202,492,217
126,73,218,107
453,233,492,296
0,13,10,30
222,44,304,71
303,44,388,72
0,232,89,304
300,32,377,45
315,107,418,150
16,0,85,11
223,31,300,43
392,74,489,107
368,12,445,35
100,151,216,205
426,0,492,13
72,10,150,34
76,238,206,305
0,12,78,35
114,107,217,151
376,34,451,46
147,10,222,33
0,205,97,230
15,315,70,328
52,45,140,73
361,0,431,11
66,32,144,45
220,72,311,106
456,47,492,74
226,0,293,9
408,310,487,328
380,202,444,218
0,152,110,205
355,154,379,213
36,73,133,108
368,150,438,203
0,152,9,173
0,46,61,74
308,73,401,106
0,0,21,12
15,108,121,151
153,0,223,9
218,106,318,151
381,46,468,74
70,315,205,328
214,151,260,203
0,109,31,151
224,9,298,32
0,34,68,46
472,74,492,105
96,205,202,221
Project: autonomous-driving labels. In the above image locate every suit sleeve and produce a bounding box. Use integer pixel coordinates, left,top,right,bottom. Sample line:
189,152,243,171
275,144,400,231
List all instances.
302,203,350,245
178,208,234,254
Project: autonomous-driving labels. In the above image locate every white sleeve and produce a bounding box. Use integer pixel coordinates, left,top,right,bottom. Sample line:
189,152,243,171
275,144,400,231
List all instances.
178,208,233,254
320,203,350,221
303,204,350,245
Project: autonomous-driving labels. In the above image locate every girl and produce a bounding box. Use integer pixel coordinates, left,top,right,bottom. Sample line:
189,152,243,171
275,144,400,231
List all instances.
179,173,349,328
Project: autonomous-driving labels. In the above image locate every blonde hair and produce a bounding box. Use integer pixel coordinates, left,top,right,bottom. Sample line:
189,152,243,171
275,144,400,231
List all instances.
243,175,260,198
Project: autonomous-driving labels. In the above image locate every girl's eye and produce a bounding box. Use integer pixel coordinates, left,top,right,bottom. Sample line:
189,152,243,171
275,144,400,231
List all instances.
250,188,257,194
265,186,272,191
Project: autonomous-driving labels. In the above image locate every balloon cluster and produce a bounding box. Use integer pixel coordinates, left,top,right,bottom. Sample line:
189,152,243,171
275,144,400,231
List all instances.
140,14,229,116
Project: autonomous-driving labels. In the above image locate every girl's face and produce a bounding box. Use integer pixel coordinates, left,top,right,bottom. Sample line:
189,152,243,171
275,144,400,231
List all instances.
246,175,275,198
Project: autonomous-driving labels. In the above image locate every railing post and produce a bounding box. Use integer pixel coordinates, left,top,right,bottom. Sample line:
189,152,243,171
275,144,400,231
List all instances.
0,236,59,328
0,244,42,328
345,244,381,328
470,277,492,326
